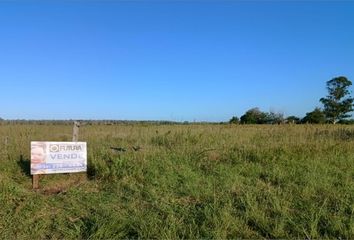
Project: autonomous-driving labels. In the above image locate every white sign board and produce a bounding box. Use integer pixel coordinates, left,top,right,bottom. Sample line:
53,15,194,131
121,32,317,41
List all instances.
31,141,87,175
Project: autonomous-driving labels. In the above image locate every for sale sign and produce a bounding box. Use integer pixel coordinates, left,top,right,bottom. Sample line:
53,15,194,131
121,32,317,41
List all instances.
31,141,87,175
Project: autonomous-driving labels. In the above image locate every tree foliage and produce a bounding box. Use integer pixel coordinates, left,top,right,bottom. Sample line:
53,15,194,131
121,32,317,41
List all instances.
320,76,354,123
266,111,284,124
240,108,268,124
229,116,239,124
240,108,284,124
301,108,326,124
286,116,301,124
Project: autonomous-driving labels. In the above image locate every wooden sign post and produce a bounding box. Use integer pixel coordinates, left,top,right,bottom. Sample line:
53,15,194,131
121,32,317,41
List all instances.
32,175,39,189
32,121,84,190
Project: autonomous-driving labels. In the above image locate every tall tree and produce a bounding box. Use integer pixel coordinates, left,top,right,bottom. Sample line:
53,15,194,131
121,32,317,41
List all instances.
320,76,354,124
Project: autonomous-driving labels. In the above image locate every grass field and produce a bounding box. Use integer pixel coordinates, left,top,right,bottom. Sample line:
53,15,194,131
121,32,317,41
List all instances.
0,123,353,239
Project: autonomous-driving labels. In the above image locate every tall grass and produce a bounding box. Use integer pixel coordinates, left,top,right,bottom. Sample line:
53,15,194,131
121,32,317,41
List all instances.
0,124,353,238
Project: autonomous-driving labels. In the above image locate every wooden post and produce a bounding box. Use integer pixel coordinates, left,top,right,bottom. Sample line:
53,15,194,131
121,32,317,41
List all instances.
33,175,39,189
72,121,80,142
4,136,8,156
72,121,86,180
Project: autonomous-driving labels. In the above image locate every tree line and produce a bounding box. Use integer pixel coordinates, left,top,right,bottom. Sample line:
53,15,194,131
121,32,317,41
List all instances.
230,76,354,124
1,76,353,125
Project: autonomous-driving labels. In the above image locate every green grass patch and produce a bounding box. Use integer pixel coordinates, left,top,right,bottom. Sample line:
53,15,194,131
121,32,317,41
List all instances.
0,124,353,238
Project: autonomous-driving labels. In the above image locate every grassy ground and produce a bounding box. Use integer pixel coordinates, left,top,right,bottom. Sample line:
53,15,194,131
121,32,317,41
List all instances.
0,123,353,239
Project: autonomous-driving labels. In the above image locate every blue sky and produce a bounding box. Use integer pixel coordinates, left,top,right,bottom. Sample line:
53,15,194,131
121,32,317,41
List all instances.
0,1,353,121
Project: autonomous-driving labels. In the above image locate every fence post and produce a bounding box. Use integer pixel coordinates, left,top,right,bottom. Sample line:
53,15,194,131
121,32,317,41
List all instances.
72,121,86,181
72,121,80,142
4,136,8,156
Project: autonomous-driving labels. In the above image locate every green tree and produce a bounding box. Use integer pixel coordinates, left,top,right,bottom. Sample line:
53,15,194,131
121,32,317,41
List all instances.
240,108,268,124
337,119,354,125
286,116,300,124
320,76,354,124
229,116,239,124
301,108,326,124
266,111,284,124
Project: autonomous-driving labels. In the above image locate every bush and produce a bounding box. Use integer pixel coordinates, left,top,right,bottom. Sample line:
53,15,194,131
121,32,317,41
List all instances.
229,116,239,124
286,116,301,124
240,108,268,124
301,108,326,124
